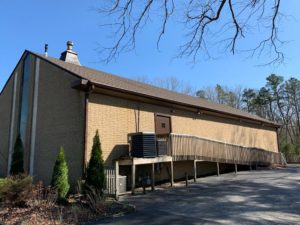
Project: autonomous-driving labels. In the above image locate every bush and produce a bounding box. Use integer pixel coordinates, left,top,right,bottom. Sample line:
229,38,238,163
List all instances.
0,175,33,207
280,143,300,155
85,185,106,214
86,130,105,191
295,145,300,155
28,182,58,207
51,147,70,200
0,178,8,191
10,134,25,175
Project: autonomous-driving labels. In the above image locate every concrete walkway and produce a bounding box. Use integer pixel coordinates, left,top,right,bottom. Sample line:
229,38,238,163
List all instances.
92,165,300,225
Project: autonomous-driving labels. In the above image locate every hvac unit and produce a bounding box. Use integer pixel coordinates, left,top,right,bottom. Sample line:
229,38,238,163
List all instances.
128,132,157,158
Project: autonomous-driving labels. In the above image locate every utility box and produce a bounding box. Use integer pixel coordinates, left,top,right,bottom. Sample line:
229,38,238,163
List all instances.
118,175,127,194
157,137,168,156
128,132,157,158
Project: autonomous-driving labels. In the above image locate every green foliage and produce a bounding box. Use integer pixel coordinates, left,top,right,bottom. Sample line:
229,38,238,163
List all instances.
293,145,300,155
86,130,106,191
10,134,25,175
280,143,300,155
0,178,7,190
0,175,33,207
51,147,70,199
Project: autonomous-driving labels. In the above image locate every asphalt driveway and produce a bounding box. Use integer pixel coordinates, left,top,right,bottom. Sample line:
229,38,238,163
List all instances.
92,165,300,225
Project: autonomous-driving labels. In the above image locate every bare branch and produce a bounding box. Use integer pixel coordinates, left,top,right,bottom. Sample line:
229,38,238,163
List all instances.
96,0,286,65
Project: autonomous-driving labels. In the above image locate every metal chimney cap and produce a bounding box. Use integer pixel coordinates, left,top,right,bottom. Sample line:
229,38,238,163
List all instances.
60,41,81,65
67,41,74,51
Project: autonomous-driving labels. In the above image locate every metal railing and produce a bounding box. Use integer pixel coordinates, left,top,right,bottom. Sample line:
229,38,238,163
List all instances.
168,133,283,165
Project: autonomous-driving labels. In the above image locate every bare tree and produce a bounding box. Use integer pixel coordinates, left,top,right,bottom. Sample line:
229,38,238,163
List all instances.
197,84,244,109
97,0,284,65
196,75,300,147
135,75,196,95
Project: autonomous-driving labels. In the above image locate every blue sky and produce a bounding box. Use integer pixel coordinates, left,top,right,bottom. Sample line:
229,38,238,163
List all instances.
1,0,300,92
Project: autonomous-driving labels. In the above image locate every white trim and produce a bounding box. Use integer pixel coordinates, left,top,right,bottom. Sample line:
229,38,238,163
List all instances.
29,58,40,175
7,72,18,175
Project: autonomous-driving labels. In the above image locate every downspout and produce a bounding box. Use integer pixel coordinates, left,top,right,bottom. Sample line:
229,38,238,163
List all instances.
83,83,95,177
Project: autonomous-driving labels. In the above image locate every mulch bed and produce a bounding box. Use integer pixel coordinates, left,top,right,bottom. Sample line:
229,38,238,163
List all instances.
0,200,135,225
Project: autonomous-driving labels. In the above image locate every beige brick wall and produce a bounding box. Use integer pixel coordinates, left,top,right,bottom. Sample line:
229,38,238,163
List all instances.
171,111,278,152
34,58,85,186
86,93,278,167
86,93,154,167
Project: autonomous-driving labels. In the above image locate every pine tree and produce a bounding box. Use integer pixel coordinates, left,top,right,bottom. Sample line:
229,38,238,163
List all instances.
51,147,70,199
10,134,25,175
86,130,105,191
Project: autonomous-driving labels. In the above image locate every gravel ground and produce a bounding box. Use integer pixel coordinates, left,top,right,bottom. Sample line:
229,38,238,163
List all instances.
91,165,300,225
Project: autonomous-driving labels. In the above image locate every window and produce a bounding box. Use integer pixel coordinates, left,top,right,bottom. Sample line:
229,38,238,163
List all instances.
19,55,31,145
161,123,166,128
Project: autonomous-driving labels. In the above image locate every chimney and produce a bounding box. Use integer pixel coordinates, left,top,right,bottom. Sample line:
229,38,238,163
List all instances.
59,41,81,65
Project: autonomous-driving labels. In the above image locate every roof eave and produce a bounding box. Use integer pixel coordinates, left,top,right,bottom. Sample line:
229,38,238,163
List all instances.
73,79,281,129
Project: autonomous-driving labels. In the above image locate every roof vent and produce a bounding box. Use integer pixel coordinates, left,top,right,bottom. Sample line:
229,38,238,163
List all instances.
44,44,48,57
59,41,81,65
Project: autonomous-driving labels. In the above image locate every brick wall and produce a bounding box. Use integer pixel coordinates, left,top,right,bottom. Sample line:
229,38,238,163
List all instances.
86,93,278,168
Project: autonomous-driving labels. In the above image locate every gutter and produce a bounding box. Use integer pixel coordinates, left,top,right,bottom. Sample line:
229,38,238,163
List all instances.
82,82,95,176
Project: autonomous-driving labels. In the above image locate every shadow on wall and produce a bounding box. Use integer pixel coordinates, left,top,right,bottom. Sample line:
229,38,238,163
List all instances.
105,144,129,167
118,161,244,190
0,152,7,177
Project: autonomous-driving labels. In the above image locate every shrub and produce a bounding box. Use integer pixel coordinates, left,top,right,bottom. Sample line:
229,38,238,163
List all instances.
0,178,7,190
0,175,33,207
28,182,58,207
10,134,25,175
51,147,70,200
280,143,299,155
86,130,105,191
294,145,300,155
85,185,105,214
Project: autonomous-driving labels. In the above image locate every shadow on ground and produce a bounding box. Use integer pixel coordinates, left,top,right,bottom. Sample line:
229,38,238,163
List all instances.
89,165,300,225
